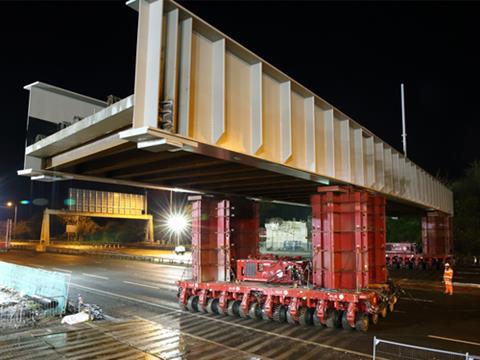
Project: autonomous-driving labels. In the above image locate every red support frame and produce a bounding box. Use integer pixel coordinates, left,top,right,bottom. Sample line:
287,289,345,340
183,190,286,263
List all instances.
368,195,387,284
191,197,225,282
422,211,454,258
311,186,386,290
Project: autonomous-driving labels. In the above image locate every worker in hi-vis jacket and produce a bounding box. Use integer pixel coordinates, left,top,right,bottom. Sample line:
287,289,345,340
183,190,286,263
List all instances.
443,263,454,295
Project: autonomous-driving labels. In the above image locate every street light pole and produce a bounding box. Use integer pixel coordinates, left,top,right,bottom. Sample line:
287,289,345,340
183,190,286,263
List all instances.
5,202,17,240
13,205,17,240
400,83,407,157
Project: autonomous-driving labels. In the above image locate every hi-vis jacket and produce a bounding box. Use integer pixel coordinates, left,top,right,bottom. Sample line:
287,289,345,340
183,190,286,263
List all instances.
443,268,453,285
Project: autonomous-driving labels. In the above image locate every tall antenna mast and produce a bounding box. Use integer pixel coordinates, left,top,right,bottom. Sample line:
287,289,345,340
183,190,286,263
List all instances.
401,83,407,157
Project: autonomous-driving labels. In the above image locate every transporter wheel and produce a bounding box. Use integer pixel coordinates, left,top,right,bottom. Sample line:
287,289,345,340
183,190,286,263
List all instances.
313,309,325,327
227,300,236,316
206,298,219,314
198,299,208,313
248,302,263,320
286,307,298,325
341,311,354,330
379,304,388,319
325,309,342,328
261,304,271,321
371,313,379,325
272,305,287,323
355,312,369,332
228,300,241,316
227,300,241,317
298,307,314,326
239,303,249,318
186,296,199,312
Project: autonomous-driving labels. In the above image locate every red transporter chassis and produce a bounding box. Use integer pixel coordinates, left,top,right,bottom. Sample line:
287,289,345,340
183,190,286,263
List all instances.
177,280,397,331
386,253,453,270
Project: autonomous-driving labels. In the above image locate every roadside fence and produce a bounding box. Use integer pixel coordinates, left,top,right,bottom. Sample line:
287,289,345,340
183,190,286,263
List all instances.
0,293,65,330
0,261,70,329
373,337,480,360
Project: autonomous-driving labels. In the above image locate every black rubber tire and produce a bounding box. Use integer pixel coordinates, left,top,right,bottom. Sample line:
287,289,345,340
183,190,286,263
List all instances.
286,306,298,325
272,305,287,323
341,311,354,330
248,302,262,320
371,313,379,325
206,298,218,314
279,306,287,322
313,309,324,327
355,312,369,332
298,307,314,326
325,309,342,328
261,304,271,321
239,303,249,318
227,300,236,316
198,298,208,313
186,296,199,312
212,299,223,315
231,300,241,316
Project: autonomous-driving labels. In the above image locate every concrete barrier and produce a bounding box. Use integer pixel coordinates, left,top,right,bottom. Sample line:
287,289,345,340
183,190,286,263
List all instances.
27,246,192,266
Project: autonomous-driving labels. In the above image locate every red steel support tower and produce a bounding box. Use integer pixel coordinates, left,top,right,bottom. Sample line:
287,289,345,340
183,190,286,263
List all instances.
422,211,454,259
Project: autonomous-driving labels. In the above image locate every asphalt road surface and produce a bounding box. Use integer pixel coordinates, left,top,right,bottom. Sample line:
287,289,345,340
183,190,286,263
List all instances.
1,250,479,359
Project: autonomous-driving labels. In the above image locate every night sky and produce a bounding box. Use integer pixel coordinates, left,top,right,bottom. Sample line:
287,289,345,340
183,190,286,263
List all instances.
1,1,479,207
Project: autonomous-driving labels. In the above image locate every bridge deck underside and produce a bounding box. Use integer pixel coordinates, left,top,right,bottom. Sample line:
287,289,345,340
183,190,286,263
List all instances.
57,146,421,216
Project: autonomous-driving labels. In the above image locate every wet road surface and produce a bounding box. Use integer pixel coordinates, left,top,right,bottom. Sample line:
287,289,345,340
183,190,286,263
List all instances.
0,251,479,359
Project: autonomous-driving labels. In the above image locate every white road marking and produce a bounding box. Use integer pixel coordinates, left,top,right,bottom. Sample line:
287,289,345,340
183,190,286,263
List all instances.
401,297,433,303
70,283,377,359
81,273,108,280
452,282,480,288
428,335,480,347
121,263,187,270
123,280,159,289
35,264,45,268
53,267,72,273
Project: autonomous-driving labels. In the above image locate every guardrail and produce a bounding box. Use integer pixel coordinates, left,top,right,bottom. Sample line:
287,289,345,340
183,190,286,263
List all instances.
373,336,480,360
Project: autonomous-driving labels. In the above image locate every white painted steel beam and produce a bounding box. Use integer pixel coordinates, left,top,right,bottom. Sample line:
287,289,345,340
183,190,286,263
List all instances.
363,136,375,188
177,17,193,136
374,141,385,191
279,81,292,163
163,8,179,129
304,97,316,172
352,128,364,185
212,38,225,144
133,0,164,128
250,62,263,154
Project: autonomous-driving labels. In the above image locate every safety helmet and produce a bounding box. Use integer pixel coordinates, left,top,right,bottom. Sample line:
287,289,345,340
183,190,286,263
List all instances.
445,262,450,267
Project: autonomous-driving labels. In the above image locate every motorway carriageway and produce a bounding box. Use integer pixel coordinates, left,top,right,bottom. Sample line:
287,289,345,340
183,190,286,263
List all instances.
0,250,479,359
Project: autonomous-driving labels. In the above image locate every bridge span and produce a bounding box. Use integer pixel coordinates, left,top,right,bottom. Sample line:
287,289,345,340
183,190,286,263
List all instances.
18,0,452,217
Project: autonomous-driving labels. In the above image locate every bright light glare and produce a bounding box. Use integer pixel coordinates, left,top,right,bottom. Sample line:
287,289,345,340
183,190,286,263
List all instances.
6,201,13,207
167,213,188,234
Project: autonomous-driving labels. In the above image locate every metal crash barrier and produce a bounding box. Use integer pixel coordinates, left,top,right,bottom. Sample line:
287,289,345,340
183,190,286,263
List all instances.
373,337,480,360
